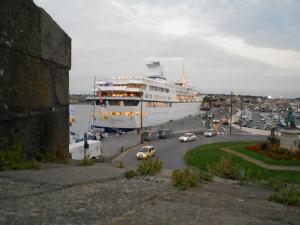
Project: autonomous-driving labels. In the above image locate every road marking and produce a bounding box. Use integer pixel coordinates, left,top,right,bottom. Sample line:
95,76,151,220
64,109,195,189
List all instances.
112,143,146,162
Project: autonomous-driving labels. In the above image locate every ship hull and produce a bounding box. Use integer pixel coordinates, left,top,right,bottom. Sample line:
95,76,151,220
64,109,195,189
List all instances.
93,101,201,132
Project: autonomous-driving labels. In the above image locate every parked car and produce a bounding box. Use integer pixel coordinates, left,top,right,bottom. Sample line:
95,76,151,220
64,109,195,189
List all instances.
136,146,156,160
221,116,229,124
208,113,214,118
179,133,196,142
158,129,174,139
204,129,217,137
142,131,159,141
212,118,220,123
251,124,262,129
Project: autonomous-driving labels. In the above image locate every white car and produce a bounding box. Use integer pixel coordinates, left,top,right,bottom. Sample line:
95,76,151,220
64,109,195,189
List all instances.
179,133,196,142
204,129,217,137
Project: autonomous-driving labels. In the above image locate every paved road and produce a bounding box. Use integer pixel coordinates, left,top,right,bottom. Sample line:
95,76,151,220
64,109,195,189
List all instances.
119,135,267,169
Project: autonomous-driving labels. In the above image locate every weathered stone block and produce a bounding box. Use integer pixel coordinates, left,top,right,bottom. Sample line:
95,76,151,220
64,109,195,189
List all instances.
40,108,69,151
52,67,69,106
40,9,72,69
0,114,43,157
0,0,70,159
0,0,41,56
0,47,53,115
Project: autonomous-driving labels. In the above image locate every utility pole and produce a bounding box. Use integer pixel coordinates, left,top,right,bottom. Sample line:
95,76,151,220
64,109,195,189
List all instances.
93,76,96,125
140,96,144,144
229,92,233,135
207,99,211,130
240,95,243,129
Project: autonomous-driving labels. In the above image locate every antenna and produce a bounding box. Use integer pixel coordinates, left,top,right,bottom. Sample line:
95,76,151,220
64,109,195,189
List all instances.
182,63,185,84
93,76,96,124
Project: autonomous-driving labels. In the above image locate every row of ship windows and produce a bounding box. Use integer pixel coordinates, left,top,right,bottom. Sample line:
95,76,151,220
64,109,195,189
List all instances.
95,112,146,117
144,94,172,100
149,85,169,93
106,100,172,107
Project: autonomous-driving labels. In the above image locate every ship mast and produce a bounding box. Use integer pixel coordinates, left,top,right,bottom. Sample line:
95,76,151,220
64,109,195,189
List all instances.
181,63,186,86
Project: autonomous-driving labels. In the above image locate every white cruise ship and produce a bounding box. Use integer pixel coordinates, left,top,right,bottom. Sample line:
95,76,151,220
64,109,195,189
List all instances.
88,62,203,132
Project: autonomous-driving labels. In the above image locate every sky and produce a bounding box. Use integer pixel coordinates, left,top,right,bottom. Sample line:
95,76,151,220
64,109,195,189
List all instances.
34,0,300,98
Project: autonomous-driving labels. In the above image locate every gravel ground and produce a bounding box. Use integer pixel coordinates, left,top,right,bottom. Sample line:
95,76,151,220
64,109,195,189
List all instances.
1,164,299,225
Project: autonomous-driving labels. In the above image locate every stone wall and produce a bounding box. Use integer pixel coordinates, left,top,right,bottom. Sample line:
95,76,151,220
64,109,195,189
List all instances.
280,130,300,153
0,0,71,157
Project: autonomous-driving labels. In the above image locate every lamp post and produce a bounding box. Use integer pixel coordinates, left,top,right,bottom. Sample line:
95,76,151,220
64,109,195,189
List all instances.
240,95,243,129
229,92,233,136
140,96,144,144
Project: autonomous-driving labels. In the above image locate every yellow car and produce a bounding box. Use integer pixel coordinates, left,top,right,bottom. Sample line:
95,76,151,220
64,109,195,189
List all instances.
136,146,156,160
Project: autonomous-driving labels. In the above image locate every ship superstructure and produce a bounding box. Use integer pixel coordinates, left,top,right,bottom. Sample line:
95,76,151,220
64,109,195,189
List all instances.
88,62,203,132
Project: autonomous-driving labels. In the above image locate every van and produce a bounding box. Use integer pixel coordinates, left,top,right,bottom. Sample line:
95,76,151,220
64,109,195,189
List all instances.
158,129,174,139
142,131,159,141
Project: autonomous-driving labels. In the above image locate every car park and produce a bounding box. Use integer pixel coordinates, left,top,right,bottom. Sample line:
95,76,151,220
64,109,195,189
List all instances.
142,131,159,141
158,129,174,139
212,118,220,123
179,133,196,142
136,146,156,160
221,116,229,124
204,129,217,137
251,124,262,129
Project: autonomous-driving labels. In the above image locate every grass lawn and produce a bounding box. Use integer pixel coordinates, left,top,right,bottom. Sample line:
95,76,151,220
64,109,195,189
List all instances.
184,142,300,184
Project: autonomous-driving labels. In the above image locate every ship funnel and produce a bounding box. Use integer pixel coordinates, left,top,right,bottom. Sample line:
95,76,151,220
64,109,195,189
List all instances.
147,62,163,76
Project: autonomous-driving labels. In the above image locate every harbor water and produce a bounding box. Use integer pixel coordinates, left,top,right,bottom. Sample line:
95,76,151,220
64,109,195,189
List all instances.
70,104,95,135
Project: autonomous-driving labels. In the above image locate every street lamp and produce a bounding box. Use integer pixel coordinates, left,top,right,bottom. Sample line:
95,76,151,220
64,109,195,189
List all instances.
140,95,144,144
240,95,243,129
229,92,233,135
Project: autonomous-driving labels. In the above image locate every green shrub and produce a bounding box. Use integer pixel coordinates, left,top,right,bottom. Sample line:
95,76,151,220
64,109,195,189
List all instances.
0,137,40,171
124,170,138,179
32,145,70,164
172,168,199,190
55,145,70,164
199,170,213,182
269,185,300,206
80,158,96,166
207,156,249,181
267,136,280,145
260,142,268,151
137,158,163,176
266,178,286,191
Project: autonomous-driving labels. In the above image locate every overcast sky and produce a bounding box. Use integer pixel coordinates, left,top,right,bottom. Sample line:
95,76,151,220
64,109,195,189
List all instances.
34,0,300,98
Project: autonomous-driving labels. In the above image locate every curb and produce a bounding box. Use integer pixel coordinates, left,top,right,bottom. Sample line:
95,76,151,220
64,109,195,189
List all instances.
112,143,147,163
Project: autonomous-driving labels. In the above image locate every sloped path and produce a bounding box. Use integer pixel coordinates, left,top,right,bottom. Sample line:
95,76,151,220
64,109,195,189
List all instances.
222,147,300,172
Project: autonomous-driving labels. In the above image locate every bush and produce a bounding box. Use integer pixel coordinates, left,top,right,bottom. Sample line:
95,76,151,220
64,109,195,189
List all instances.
55,145,70,163
172,168,199,190
32,145,70,164
80,158,96,166
267,136,280,145
269,185,300,206
137,158,163,176
124,170,138,179
260,142,268,151
266,178,286,191
207,156,249,181
0,137,40,171
199,170,214,182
